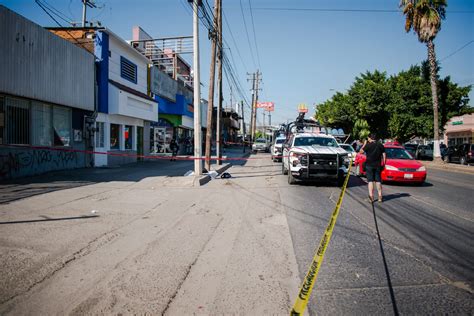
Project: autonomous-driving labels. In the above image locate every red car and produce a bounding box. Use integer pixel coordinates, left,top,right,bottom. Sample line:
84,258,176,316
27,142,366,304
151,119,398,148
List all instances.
354,144,427,184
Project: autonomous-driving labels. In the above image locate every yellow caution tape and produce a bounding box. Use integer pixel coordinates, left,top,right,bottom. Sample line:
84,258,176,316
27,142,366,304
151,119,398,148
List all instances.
290,160,352,315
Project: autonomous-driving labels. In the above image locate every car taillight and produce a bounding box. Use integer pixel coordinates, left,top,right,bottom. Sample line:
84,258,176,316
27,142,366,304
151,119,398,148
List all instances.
468,151,473,156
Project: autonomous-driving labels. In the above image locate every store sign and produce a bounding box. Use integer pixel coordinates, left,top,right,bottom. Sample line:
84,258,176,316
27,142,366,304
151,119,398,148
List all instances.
452,121,463,125
298,103,308,113
256,102,274,111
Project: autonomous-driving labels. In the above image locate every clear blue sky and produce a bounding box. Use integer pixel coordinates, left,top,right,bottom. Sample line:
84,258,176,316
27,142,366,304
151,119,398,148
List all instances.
2,0,473,125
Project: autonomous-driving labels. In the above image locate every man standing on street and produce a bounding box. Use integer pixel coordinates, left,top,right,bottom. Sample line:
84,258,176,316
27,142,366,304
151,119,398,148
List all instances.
360,133,386,203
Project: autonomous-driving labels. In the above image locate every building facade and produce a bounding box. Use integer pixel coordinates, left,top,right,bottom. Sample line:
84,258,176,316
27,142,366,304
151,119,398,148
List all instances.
131,27,195,155
443,113,474,146
50,27,158,166
0,6,95,180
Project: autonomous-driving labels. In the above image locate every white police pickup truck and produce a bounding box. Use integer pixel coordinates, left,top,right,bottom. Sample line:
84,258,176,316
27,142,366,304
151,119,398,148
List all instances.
281,133,350,185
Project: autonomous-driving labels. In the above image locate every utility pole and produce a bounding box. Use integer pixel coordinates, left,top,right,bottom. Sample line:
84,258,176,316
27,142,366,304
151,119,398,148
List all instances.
216,0,223,166
252,70,261,144
81,0,96,27
204,0,219,172
241,100,246,153
248,73,256,146
192,0,203,175
263,111,266,141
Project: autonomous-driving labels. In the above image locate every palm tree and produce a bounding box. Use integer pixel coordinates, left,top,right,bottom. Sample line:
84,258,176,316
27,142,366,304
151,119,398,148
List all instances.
400,0,447,162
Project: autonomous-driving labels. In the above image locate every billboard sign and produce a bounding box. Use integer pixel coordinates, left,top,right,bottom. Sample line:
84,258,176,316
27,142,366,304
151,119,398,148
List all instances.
256,101,274,111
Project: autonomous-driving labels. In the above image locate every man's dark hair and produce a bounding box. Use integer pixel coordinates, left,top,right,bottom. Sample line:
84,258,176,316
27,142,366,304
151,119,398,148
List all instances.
369,133,377,140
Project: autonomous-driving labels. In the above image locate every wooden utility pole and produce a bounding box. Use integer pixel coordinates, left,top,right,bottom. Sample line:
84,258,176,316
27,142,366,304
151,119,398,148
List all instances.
252,70,261,143
248,72,256,145
216,0,223,165
204,0,219,172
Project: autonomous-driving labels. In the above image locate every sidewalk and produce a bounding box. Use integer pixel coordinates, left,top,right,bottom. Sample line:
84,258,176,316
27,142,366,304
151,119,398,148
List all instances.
0,147,250,204
422,160,474,174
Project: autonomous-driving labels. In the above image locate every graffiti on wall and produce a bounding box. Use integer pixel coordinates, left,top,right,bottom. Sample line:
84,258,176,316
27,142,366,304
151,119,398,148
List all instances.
0,148,78,179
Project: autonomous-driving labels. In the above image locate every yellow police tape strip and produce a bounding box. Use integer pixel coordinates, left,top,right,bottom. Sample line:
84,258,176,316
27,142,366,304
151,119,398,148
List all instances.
290,160,352,315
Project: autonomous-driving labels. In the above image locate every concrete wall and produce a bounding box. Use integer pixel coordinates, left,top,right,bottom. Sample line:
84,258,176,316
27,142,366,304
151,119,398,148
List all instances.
0,6,94,111
150,66,178,102
0,145,88,180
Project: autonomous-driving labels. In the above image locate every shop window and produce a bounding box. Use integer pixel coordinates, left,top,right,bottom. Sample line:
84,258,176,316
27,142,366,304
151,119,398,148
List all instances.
124,125,133,150
120,56,137,84
5,96,30,145
110,124,120,149
95,122,105,148
32,102,52,146
53,106,71,146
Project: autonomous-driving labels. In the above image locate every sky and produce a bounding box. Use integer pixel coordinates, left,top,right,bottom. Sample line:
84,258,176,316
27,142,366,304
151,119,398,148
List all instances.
2,0,473,126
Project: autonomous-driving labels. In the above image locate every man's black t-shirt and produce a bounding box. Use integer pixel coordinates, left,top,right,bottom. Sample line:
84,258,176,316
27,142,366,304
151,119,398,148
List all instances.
364,141,385,167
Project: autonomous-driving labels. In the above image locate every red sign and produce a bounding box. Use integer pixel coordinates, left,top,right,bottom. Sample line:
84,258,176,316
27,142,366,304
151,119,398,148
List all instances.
256,102,275,112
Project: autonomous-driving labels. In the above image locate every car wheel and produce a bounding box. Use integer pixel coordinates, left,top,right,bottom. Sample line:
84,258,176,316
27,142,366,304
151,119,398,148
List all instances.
443,155,450,163
460,156,467,165
355,165,361,177
288,169,296,185
282,161,288,175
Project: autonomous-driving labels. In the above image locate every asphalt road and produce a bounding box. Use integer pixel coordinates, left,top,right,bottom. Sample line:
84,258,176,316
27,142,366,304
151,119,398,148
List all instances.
275,157,474,315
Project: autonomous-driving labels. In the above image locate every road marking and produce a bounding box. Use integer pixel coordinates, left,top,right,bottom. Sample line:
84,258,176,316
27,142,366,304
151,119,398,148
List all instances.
290,161,352,315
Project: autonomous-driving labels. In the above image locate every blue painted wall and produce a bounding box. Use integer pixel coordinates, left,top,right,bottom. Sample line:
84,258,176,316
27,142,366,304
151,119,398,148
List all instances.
95,31,109,114
156,94,193,118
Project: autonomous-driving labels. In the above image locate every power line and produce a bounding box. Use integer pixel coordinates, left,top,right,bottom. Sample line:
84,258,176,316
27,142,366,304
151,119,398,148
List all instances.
251,7,474,13
247,0,262,71
36,0,73,25
239,0,257,69
440,40,474,62
222,10,248,72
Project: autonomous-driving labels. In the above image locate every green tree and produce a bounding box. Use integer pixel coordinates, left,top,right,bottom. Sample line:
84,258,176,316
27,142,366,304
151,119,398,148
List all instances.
400,0,447,161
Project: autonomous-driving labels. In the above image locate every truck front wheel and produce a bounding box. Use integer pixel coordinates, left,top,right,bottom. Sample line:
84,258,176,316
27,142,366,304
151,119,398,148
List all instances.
288,169,296,185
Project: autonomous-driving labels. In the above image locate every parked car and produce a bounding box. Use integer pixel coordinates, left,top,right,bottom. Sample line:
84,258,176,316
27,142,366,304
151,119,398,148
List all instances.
354,143,427,184
339,143,356,161
271,137,286,162
443,143,474,165
403,143,418,158
415,144,433,160
252,138,270,153
281,133,349,186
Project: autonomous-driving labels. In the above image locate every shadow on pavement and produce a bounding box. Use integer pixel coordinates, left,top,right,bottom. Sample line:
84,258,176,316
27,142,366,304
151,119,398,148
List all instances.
0,146,251,205
0,214,99,225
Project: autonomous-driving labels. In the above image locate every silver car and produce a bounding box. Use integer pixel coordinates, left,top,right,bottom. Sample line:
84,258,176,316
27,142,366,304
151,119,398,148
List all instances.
252,138,270,153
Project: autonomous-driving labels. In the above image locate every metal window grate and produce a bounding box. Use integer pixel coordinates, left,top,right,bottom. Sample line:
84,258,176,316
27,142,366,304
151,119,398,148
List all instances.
120,56,137,84
5,96,30,145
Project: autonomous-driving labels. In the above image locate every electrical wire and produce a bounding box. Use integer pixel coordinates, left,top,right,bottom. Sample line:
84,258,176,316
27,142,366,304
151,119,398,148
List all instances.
440,39,474,62
247,0,262,71
239,0,257,69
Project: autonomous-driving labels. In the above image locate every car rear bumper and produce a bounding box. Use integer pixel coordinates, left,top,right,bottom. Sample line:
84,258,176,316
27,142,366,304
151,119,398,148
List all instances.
382,170,426,182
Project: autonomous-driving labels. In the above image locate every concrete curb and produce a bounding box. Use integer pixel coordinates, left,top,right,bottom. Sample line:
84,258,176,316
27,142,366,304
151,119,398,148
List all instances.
195,163,232,186
422,161,474,175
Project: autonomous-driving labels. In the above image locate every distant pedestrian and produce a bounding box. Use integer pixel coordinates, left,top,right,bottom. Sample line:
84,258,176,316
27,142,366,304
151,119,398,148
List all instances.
359,133,386,203
170,139,179,161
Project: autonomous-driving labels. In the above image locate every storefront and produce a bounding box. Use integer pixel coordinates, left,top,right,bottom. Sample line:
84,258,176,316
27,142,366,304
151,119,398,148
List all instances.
443,114,474,146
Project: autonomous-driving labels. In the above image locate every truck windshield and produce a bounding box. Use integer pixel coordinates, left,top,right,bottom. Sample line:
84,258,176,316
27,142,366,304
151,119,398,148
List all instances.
294,137,338,147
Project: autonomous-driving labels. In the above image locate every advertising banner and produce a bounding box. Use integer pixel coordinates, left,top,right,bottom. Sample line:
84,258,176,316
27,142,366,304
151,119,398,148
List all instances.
256,102,274,111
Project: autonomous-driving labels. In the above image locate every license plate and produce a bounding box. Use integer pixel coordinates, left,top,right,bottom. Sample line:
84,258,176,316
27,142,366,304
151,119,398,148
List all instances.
404,174,413,179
